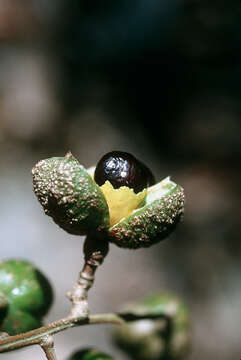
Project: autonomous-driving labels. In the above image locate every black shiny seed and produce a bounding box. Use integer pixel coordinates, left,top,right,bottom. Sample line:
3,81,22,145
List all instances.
94,151,155,193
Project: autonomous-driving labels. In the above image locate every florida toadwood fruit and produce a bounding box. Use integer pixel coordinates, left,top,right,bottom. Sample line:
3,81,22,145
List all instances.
32,151,184,249
68,348,114,360
0,259,53,335
112,292,190,360
32,152,109,235
107,175,184,248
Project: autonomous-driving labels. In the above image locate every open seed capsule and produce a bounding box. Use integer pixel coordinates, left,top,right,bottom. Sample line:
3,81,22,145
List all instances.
33,151,184,247
108,177,185,249
32,152,110,235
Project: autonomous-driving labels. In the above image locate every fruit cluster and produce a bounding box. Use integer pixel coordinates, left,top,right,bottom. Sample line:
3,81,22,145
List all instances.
32,151,185,249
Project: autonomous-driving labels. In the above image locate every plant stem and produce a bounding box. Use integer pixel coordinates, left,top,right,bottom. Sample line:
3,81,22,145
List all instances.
40,336,57,360
42,347,57,360
0,314,117,352
67,235,109,318
0,311,169,353
0,317,75,352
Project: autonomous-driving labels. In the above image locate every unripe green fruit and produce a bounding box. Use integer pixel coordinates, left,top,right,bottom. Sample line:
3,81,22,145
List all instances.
68,348,114,360
0,259,53,335
32,152,110,235
108,177,184,249
1,307,42,335
113,292,189,360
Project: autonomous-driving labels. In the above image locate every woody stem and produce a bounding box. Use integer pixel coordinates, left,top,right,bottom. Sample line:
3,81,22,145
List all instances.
67,234,109,319
40,336,57,360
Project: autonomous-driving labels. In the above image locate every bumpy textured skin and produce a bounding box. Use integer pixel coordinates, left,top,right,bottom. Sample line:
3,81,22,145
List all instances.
113,292,189,360
32,153,110,235
0,259,53,335
108,185,184,249
69,348,114,360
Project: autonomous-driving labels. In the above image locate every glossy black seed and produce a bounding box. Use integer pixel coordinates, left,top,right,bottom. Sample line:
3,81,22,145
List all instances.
94,151,155,193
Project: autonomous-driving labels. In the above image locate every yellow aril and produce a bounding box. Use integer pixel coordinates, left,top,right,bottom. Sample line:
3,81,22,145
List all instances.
100,180,147,226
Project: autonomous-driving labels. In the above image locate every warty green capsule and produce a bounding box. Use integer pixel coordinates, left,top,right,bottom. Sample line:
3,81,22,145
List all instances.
32,152,110,236
108,177,185,249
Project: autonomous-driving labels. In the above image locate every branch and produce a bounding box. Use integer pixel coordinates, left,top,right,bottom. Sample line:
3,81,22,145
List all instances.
0,234,169,355
40,336,57,360
0,312,169,353
67,234,109,319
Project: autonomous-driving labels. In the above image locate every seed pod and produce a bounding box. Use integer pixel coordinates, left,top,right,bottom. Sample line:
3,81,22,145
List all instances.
32,152,110,235
108,177,184,249
0,259,53,335
113,292,190,360
68,348,114,360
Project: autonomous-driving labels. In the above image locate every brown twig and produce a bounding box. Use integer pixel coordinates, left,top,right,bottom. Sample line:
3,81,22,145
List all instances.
40,335,57,360
67,234,109,319
0,312,170,353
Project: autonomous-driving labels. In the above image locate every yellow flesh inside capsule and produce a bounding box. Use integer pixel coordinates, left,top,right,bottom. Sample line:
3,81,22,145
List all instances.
100,180,147,226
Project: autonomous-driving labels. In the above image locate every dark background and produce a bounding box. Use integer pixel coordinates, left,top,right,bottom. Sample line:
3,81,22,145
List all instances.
0,1,240,359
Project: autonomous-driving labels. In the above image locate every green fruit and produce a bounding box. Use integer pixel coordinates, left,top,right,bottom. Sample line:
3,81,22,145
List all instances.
113,292,189,360
1,307,41,335
32,152,110,236
0,259,53,335
68,348,114,360
108,177,184,249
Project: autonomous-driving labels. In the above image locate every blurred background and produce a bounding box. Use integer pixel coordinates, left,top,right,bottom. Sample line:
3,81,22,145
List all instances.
0,0,240,359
